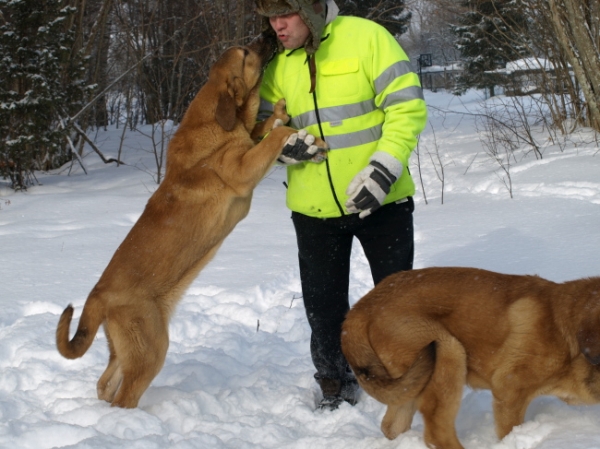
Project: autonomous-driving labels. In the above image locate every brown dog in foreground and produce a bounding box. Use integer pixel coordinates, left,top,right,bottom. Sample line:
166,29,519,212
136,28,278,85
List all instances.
341,266,600,449
56,34,326,408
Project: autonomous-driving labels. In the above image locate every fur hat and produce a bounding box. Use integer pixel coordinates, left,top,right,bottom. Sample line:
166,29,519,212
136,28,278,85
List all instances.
255,0,327,54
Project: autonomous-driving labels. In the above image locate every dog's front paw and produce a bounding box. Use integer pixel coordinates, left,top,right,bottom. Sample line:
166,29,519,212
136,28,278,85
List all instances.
273,98,290,125
310,147,328,163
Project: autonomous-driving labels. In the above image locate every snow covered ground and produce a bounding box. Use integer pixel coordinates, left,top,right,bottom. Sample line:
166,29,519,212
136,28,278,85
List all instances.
1,90,600,449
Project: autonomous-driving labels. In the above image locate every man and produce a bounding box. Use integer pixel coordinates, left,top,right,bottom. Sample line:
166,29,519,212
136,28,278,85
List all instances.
256,0,427,410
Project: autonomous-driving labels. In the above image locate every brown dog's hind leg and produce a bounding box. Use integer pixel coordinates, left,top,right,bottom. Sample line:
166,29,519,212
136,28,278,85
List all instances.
111,364,163,408
492,390,532,439
97,361,122,403
419,335,467,449
105,305,169,408
381,400,417,439
97,329,123,403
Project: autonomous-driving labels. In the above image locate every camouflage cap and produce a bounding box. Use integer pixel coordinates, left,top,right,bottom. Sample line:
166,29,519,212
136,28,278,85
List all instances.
255,0,327,55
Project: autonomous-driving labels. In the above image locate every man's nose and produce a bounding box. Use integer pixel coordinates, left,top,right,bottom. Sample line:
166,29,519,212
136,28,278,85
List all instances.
271,17,286,31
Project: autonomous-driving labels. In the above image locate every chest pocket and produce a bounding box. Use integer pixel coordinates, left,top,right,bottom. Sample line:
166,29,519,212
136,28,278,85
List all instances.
319,58,360,99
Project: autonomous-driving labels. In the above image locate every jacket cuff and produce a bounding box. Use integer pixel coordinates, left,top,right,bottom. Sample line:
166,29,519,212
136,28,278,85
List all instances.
369,151,402,180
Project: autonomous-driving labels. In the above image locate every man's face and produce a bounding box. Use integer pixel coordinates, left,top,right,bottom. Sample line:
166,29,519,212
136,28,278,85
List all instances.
269,13,311,50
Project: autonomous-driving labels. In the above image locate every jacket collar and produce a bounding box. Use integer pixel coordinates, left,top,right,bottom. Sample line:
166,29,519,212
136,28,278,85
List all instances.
325,0,339,25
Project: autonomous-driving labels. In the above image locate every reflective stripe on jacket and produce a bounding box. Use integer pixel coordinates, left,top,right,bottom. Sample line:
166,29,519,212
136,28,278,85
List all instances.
259,15,427,218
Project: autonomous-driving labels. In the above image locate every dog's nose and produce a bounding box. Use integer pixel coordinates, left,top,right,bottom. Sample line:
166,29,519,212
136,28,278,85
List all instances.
247,30,278,67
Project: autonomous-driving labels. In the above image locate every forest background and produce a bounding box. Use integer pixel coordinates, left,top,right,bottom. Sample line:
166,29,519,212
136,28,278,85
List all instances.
0,0,599,190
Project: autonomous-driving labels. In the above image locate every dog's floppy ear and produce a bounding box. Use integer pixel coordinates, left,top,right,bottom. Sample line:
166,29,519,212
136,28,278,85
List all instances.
229,77,247,107
577,314,600,365
215,77,248,131
215,91,237,131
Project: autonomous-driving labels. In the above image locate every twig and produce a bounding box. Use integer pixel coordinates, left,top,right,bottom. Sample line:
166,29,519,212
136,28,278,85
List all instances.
72,122,125,165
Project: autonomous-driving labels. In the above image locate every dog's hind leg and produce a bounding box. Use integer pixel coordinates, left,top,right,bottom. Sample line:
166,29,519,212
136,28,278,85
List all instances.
381,400,417,439
97,327,123,403
377,343,436,439
492,390,533,439
418,334,467,449
106,305,169,408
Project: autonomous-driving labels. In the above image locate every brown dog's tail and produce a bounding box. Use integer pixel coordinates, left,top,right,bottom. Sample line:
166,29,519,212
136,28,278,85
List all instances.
356,343,435,398
56,295,104,359
341,321,435,404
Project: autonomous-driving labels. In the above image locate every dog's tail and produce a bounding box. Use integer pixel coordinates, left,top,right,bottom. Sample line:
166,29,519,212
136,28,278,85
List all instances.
341,320,435,404
56,294,104,359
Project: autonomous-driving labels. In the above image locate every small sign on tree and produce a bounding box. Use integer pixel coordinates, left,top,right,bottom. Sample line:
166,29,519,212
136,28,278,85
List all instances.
418,54,433,68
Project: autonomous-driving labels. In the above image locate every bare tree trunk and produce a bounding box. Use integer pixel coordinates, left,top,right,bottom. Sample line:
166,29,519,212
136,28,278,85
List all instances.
546,0,600,131
83,0,114,130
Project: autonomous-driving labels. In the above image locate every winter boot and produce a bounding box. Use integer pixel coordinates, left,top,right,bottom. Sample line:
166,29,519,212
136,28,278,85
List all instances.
314,374,359,410
340,377,358,406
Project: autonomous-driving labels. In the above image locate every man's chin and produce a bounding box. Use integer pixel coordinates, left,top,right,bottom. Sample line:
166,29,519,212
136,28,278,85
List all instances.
281,42,300,50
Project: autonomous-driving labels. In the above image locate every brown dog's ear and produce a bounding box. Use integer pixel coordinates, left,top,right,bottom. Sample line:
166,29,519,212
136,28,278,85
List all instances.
229,77,247,107
577,315,600,365
215,91,237,131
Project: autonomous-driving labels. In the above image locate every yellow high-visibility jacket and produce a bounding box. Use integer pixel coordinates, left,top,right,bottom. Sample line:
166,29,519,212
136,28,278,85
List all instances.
259,15,427,218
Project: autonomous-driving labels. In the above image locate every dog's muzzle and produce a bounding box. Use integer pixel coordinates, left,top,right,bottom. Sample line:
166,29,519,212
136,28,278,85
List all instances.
248,30,279,68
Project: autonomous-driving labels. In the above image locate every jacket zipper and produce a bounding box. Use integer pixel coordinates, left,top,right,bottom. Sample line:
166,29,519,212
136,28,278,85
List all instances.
307,55,345,217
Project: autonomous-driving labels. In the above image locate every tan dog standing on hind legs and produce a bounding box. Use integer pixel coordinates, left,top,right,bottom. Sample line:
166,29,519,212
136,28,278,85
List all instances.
55,33,327,409
341,266,600,449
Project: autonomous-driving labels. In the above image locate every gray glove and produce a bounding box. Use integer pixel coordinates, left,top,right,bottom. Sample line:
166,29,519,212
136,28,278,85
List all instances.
345,151,402,219
278,129,326,165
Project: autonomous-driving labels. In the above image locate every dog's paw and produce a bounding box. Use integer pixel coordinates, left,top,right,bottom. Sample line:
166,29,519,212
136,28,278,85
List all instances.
273,98,290,125
307,133,328,163
299,132,327,163
310,148,328,163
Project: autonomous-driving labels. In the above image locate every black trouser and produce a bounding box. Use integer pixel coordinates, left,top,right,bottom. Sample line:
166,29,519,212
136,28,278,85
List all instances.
291,198,414,382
